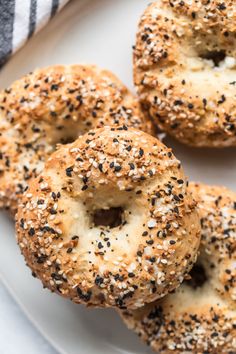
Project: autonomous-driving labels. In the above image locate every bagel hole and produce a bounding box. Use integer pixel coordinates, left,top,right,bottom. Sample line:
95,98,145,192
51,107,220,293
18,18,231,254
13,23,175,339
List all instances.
92,207,123,228
59,136,76,145
186,264,207,289
54,125,79,146
199,50,226,67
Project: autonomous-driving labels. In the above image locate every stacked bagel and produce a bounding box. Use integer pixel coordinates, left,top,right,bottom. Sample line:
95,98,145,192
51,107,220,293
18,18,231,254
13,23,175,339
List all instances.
134,0,236,147
0,1,236,353
121,183,236,353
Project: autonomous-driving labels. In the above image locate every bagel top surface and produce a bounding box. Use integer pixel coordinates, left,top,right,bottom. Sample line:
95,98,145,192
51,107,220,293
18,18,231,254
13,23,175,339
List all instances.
134,0,236,147
16,126,200,309
121,182,236,353
0,65,154,213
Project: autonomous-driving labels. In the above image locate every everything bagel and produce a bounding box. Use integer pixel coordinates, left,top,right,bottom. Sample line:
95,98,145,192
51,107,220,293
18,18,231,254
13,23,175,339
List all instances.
16,126,200,309
134,0,236,147
0,65,154,213
121,182,236,352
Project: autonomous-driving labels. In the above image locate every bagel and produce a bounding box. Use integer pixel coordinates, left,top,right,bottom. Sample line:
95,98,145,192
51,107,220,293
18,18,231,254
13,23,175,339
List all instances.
134,0,236,147
16,126,200,309
121,182,236,353
0,65,154,213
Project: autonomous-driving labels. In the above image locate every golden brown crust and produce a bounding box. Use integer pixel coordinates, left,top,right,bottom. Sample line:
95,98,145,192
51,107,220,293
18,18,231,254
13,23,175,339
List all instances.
120,182,236,352
16,126,200,309
134,0,236,147
0,65,154,213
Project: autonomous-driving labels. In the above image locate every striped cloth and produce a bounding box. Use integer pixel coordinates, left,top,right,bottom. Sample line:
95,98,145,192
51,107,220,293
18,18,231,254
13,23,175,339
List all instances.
0,0,69,67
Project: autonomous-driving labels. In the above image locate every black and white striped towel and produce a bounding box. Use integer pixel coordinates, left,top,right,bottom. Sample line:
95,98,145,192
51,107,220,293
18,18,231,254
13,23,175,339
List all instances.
0,0,69,67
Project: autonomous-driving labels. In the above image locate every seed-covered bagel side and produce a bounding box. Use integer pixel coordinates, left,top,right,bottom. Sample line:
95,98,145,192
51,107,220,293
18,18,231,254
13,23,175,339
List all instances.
134,0,236,147
121,182,236,353
0,65,154,213
16,126,200,309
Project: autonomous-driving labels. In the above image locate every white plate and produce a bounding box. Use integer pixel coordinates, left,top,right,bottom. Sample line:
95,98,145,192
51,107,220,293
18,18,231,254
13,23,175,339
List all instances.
0,0,235,353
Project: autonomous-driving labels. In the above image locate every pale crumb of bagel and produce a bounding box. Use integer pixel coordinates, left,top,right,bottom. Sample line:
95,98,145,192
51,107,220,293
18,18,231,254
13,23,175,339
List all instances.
218,56,236,69
112,261,120,266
